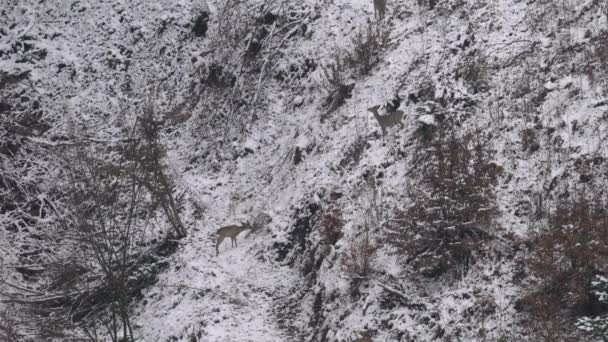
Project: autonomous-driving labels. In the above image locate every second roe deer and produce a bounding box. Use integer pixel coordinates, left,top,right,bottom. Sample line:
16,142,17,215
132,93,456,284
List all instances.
215,223,253,256
352,335,373,342
367,105,404,137
373,0,386,20
354,338,372,342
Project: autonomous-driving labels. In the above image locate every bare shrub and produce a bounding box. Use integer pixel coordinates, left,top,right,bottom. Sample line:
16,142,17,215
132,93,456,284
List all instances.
344,21,391,76
252,210,273,231
521,127,540,153
321,51,347,93
522,190,608,341
66,147,151,341
128,103,187,238
320,52,355,120
341,232,378,282
319,206,344,246
386,129,498,279
457,57,489,94
191,0,299,144
319,21,391,120
341,178,382,287
2,105,186,341
338,137,368,170
0,309,23,341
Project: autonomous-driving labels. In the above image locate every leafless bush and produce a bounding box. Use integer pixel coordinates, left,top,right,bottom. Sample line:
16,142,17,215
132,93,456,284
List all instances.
1,140,148,341
522,190,608,341
341,177,383,289
191,0,296,144
320,52,355,120
128,103,187,238
252,211,273,231
0,309,23,341
338,137,368,170
457,57,489,94
341,232,378,282
318,21,391,120
321,51,347,95
385,129,498,279
573,154,605,184
521,127,540,153
0,104,186,341
66,148,151,341
67,107,186,340
319,205,344,246
344,21,391,76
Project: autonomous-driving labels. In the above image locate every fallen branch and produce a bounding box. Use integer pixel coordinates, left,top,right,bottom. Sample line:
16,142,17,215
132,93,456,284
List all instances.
373,279,427,310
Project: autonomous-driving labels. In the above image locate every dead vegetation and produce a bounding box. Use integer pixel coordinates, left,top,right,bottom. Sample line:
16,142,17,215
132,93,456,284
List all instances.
319,205,345,246
320,21,392,120
522,189,608,341
345,21,392,76
0,104,185,341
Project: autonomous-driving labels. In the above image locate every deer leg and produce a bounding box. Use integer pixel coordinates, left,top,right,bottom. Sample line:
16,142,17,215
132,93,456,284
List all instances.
235,238,238,248
216,236,224,256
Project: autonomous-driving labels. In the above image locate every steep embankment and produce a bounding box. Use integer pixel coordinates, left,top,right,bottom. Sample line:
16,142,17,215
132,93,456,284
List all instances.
1,0,608,341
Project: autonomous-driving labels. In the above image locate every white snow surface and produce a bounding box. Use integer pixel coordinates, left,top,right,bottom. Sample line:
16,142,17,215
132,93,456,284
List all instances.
1,0,608,341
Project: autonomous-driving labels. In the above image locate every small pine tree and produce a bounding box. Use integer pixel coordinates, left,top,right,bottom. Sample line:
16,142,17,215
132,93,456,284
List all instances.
385,129,498,278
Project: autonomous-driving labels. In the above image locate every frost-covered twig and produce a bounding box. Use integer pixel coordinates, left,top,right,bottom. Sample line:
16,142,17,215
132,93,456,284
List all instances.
372,279,427,310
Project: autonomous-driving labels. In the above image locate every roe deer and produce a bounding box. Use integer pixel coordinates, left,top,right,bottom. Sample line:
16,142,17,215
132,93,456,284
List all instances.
215,223,253,256
367,105,404,137
373,0,386,20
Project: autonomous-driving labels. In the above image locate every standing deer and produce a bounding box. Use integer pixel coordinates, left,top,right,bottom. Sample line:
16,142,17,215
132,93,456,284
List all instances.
351,333,373,342
373,0,386,20
367,105,404,137
353,337,372,342
215,223,253,256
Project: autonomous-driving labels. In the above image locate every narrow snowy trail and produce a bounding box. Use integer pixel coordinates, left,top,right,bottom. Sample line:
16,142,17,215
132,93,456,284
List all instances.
134,156,300,342
135,219,298,341
199,241,296,341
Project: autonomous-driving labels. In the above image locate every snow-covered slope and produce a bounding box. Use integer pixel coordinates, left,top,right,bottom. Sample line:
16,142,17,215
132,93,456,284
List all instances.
2,0,608,341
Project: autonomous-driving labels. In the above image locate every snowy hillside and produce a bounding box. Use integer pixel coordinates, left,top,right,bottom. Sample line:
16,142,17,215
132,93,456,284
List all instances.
1,0,608,341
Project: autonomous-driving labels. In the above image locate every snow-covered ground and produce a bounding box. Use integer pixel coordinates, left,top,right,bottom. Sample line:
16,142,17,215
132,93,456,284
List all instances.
2,0,608,340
